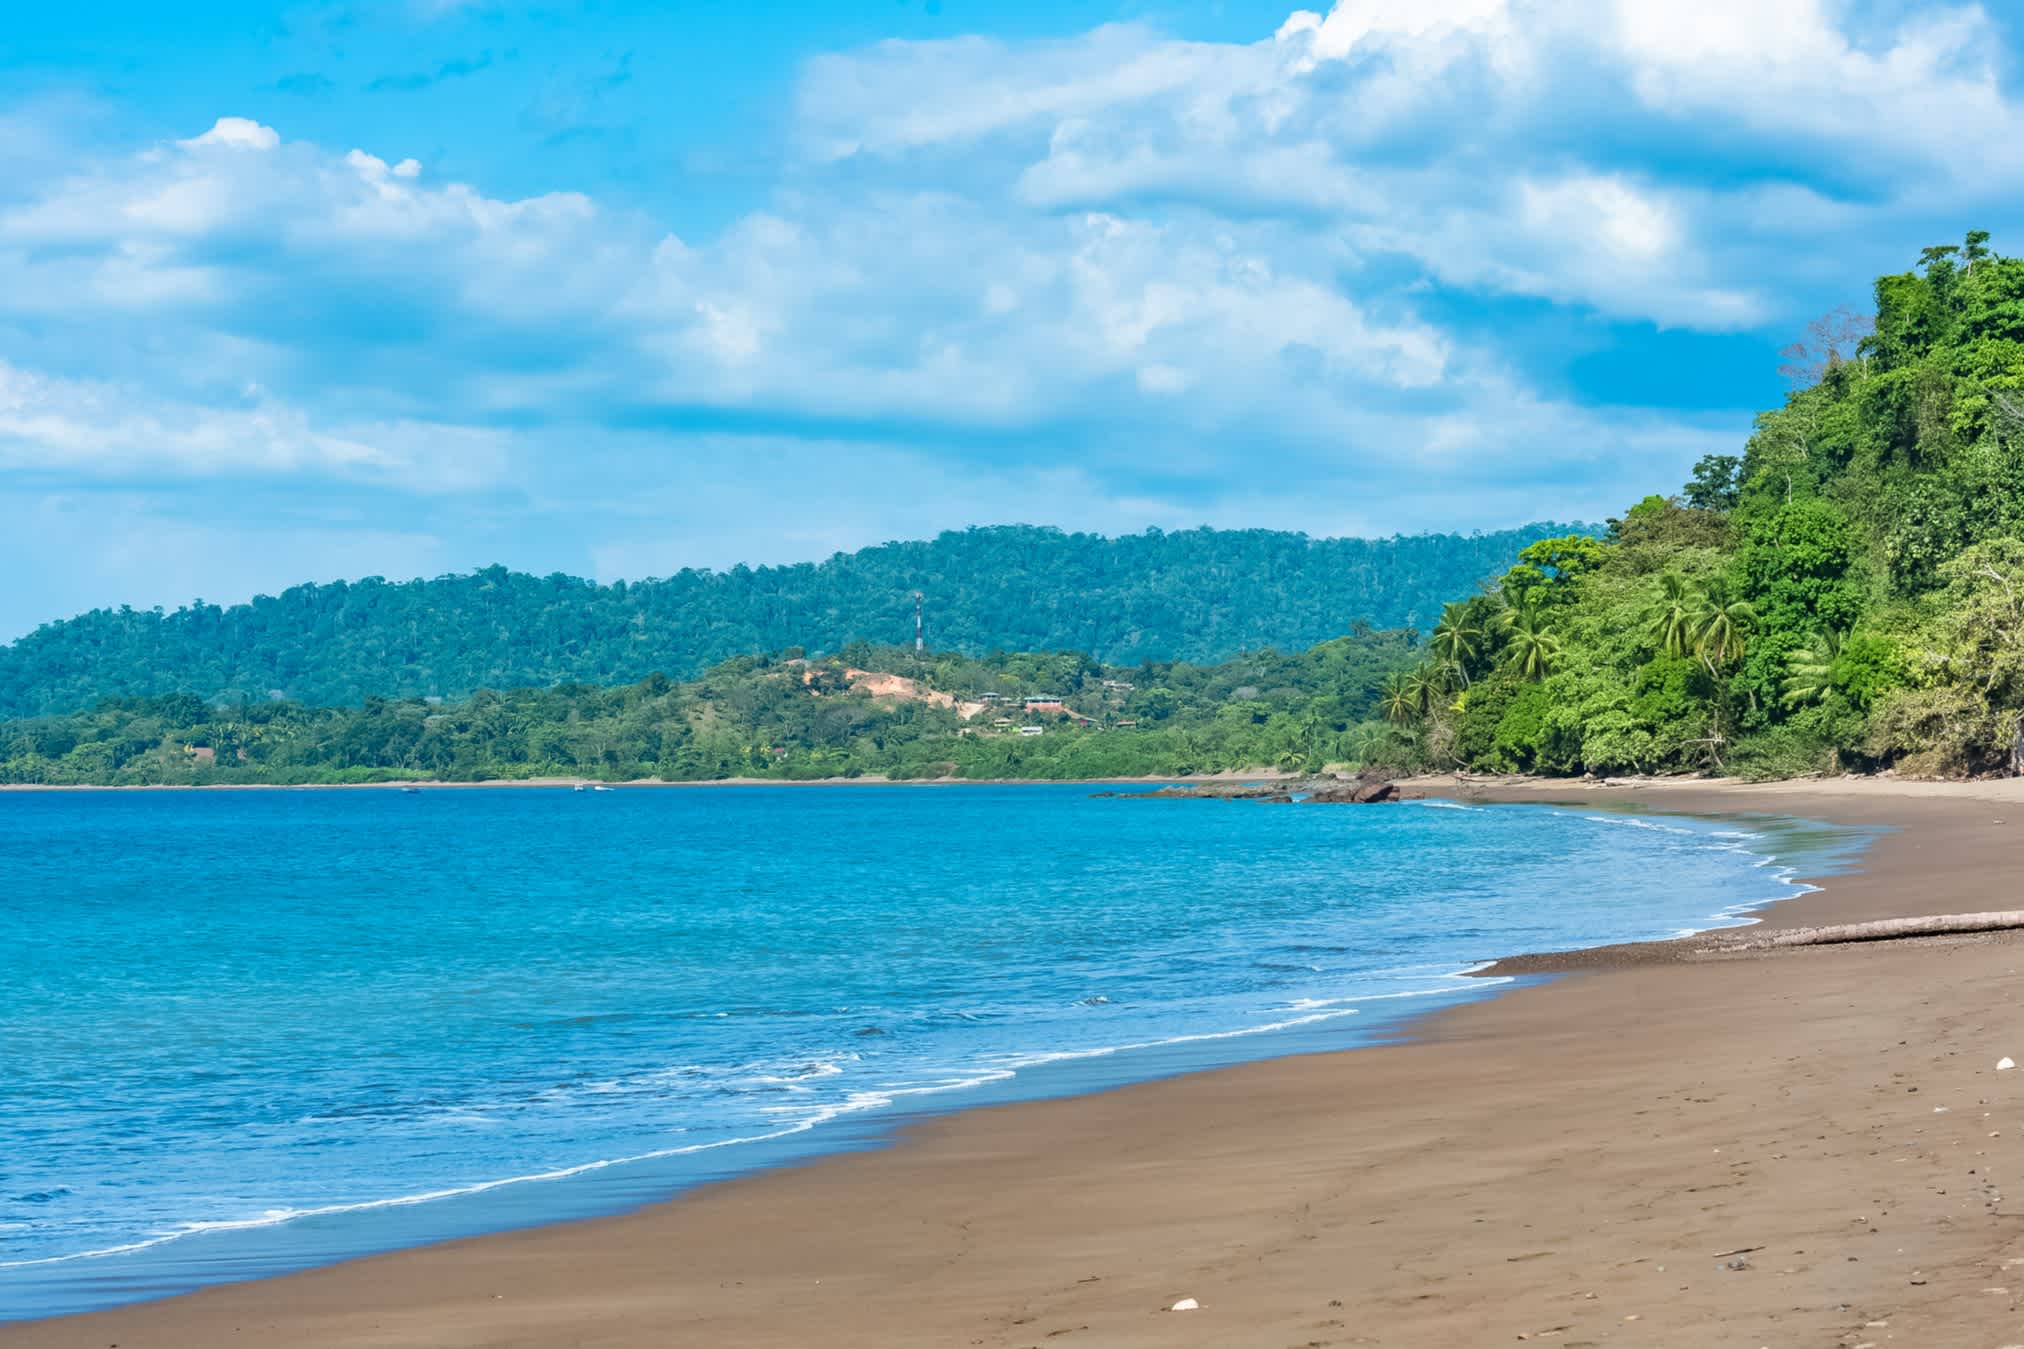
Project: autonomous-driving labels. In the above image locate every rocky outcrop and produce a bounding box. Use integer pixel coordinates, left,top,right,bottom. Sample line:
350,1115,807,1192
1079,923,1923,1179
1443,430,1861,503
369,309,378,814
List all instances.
1299,779,1398,804
1092,775,1397,804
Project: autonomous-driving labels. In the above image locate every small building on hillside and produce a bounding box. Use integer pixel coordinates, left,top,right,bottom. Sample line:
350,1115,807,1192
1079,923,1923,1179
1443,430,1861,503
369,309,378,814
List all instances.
1023,696,1067,714
1018,725,1046,737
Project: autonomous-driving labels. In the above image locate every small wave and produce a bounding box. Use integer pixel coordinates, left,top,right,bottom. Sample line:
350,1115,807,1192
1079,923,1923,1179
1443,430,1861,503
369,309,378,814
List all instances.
1580,814,1696,836
750,1060,849,1086
1280,975,1512,1013
997,1007,1367,1071
0,1095,896,1273
1413,799,1483,812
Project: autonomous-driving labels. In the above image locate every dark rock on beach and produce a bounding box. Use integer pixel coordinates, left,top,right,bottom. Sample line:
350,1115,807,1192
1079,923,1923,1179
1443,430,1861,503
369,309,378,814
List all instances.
1092,776,1397,804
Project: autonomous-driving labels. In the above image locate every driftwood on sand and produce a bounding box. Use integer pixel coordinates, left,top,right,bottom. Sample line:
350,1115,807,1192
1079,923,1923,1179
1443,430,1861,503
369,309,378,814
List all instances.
1727,911,2024,951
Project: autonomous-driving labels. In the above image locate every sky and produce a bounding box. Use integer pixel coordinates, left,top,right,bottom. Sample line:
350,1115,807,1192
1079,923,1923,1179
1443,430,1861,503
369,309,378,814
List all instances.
3,0,2022,638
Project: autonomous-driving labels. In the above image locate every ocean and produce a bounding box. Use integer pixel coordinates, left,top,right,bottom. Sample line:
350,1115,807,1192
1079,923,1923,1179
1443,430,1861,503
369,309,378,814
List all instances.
0,785,1863,1319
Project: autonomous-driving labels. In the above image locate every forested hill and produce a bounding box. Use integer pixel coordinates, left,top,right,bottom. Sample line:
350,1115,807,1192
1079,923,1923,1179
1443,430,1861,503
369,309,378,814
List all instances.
1375,231,2024,781
0,524,1579,716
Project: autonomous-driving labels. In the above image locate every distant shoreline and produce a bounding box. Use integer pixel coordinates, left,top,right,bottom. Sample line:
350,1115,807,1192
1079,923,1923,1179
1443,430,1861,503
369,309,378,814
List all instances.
2,768,2008,794
0,769,1300,793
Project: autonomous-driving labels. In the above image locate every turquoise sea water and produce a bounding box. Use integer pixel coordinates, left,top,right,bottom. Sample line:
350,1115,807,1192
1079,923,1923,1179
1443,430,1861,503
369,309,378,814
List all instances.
0,786,1863,1319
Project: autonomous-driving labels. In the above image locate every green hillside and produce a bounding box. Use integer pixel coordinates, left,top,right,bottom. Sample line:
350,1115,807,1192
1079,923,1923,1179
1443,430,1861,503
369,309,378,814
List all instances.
0,634,1420,785
0,523,1576,716
1377,231,2024,780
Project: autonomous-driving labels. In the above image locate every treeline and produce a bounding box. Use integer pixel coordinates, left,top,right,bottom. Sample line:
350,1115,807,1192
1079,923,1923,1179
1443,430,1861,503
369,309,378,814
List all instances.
0,630,1420,785
0,523,1578,717
1371,232,2024,780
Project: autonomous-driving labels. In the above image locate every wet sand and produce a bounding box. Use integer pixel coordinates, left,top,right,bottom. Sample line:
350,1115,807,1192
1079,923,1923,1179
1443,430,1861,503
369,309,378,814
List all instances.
9,778,2024,1347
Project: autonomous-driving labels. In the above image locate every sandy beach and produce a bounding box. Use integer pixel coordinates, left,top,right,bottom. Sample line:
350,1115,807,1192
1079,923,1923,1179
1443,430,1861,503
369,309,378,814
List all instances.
9,777,2024,1347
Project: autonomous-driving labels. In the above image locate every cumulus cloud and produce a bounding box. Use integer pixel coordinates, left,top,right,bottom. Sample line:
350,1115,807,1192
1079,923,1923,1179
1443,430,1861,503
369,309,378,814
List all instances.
2,0,2021,632
0,359,505,491
180,117,281,151
810,0,2024,326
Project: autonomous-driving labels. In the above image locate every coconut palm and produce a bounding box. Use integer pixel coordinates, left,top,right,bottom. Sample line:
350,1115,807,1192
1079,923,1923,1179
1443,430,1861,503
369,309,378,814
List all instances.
1691,580,1757,673
1646,573,1697,659
1430,603,1483,685
1405,665,1446,715
1502,604,1563,681
1780,630,1842,708
1379,672,1419,725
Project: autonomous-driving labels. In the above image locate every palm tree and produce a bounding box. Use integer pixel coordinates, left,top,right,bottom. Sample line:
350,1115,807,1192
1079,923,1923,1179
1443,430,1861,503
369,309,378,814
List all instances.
1647,573,1697,659
1430,603,1483,685
1405,665,1446,716
1379,672,1419,725
1502,605,1563,681
1780,630,1842,708
1691,581,1757,674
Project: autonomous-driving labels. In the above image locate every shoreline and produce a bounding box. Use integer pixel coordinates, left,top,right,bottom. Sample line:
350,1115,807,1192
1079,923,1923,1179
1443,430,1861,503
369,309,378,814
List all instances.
6,766,2018,795
0,770,1295,792
9,779,2024,1346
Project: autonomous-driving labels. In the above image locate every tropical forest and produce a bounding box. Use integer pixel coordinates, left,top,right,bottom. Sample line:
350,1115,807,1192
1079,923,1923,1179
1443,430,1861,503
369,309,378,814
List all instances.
1377,231,2024,780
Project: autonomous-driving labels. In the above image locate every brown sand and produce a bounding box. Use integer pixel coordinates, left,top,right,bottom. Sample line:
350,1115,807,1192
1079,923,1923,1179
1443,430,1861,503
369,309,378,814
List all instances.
10,778,2024,1348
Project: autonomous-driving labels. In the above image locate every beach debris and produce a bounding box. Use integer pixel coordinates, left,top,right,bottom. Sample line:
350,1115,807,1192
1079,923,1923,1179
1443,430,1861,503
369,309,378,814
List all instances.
1999,1057,2016,1071
1169,1297,1200,1312
1711,1245,1765,1260
1723,911,2024,952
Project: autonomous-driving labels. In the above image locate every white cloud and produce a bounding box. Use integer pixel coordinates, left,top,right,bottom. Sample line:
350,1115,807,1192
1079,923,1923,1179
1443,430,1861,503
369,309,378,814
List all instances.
4,0,2022,629
1277,0,1514,72
180,117,280,151
802,0,2024,329
0,358,504,490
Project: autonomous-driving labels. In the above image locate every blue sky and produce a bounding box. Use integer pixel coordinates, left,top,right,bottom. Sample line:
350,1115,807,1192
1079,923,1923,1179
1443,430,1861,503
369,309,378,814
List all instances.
2,0,2022,638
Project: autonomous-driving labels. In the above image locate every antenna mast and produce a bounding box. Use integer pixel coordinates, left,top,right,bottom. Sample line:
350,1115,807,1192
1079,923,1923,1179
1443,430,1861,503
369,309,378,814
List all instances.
914,591,924,655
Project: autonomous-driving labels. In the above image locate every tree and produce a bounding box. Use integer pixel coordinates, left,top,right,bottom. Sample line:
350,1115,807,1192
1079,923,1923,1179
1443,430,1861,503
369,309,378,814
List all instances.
1500,605,1562,682
1429,602,1483,685
1691,581,1756,675
1647,574,1697,660
1379,672,1419,725
1683,455,1742,512
1405,666,1446,717
1777,306,1873,388
1779,630,1841,709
